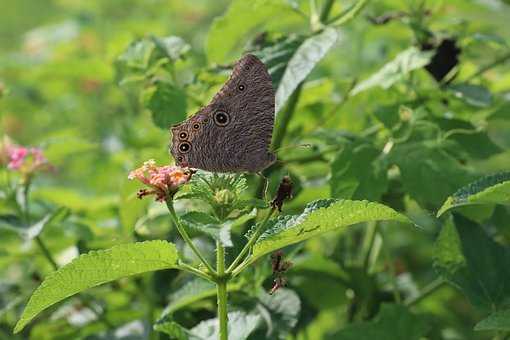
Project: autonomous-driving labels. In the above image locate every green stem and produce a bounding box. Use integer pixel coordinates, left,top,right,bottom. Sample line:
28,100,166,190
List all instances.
217,280,228,340
227,207,277,274
165,199,215,274
405,278,446,307
319,0,335,23
23,182,112,326
382,239,402,304
23,180,59,271
361,222,377,271
35,236,59,270
216,241,228,340
177,262,214,282
22,178,31,225
327,0,369,26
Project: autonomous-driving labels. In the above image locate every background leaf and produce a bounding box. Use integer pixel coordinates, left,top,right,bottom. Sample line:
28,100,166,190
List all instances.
275,27,339,112
146,81,187,129
434,215,510,311
474,309,510,332
351,47,433,95
249,199,410,264
449,83,493,108
206,0,299,64
330,304,429,340
191,311,260,340
329,143,388,201
15,241,179,333
438,172,510,216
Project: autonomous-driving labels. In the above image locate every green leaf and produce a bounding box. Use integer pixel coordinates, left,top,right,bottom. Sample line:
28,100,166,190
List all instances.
449,83,492,108
44,134,98,164
433,117,502,160
389,141,475,208
249,199,410,264
351,47,433,95
205,0,298,63
180,212,233,247
154,316,191,339
253,35,304,91
475,309,510,331
156,311,260,340
161,278,216,316
14,240,179,333
256,288,300,338
434,214,510,310
275,27,339,112
437,172,510,217
25,207,69,240
329,0,370,26
329,143,388,201
146,81,187,129
119,180,150,236
178,171,249,220
330,304,429,339
152,35,190,61
191,311,260,340
117,39,155,71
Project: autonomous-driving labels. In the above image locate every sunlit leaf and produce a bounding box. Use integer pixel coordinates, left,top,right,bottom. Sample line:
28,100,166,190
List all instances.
253,35,304,90
256,288,300,338
275,27,339,112
437,172,510,217
14,241,180,333
117,39,155,71
248,199,410,265
191,311,260,340
351,47,433,95
152,35,190,61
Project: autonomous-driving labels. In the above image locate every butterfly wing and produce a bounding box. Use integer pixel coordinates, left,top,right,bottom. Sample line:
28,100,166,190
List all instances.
170,54,275,173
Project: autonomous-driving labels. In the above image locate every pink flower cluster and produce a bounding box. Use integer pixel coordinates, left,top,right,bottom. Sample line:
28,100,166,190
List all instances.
7,147,47,170
0,138,51,176
128,160,193,201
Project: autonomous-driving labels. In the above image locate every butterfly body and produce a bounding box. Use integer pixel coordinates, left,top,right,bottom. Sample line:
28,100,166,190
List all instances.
170,54,276,173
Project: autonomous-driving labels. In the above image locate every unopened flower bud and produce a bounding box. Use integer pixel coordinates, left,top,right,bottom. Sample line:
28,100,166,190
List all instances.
214,189,236,205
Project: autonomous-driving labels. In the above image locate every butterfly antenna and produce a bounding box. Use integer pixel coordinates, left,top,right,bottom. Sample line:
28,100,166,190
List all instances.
272,143,313,153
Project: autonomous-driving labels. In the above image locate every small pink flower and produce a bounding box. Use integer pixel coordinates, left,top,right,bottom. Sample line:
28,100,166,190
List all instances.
1,137,51,177
128,160,193,201
7,147,28,170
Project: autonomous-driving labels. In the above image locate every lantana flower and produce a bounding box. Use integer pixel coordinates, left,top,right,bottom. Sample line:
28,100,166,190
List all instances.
128,159,193,201
0,136,52,179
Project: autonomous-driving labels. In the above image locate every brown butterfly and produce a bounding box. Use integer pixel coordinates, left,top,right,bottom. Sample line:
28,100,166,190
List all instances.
170,54,276,173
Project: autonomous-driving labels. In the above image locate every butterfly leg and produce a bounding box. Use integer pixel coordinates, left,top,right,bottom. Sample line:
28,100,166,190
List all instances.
256,172,269,202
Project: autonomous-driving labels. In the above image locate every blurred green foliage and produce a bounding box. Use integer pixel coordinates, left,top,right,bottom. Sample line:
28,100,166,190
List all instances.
1,0,510,339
